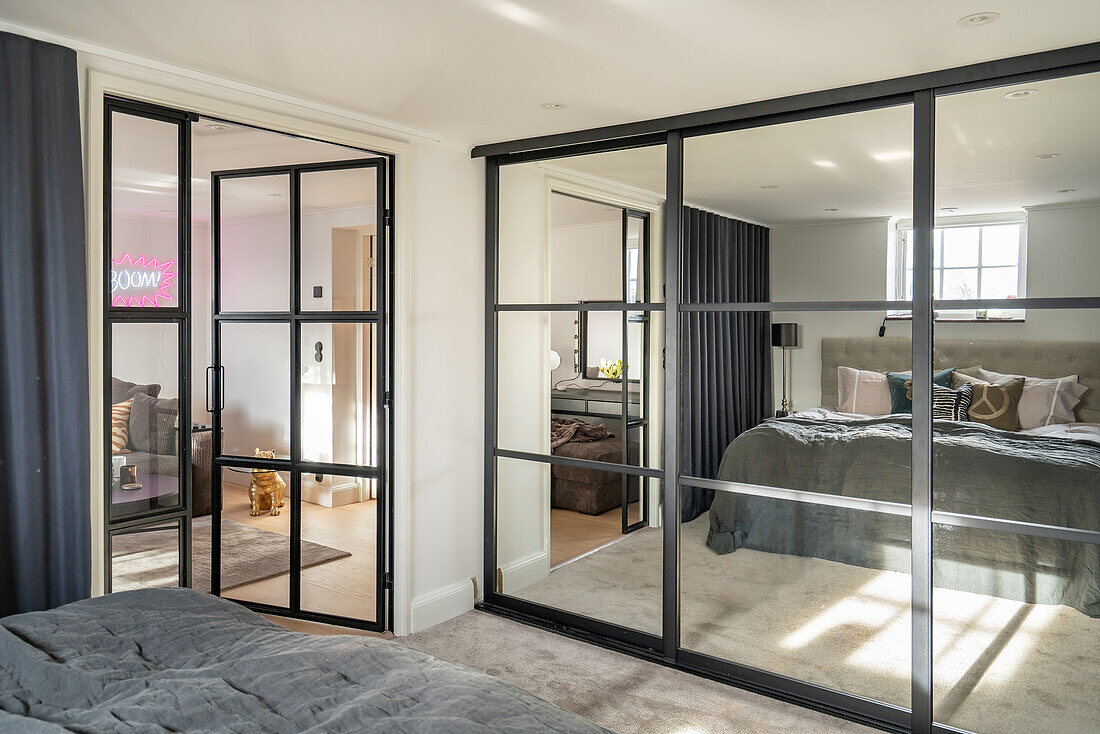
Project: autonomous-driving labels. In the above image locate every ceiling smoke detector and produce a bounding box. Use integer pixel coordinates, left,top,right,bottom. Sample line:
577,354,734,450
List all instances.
940,207,959,214
206,123,227,130
957,12,1001,27
1004,89,1038,99
1035,153,1061,160
540,102,566,111
1058,188,1077,194
760,184,779,189
824,208,839,212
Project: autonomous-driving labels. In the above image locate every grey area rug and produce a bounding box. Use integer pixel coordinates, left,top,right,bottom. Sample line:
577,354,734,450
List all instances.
112,516,350,593
504,515,1100,734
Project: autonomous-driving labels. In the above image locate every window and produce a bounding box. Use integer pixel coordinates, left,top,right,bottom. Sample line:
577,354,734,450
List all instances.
893,217,1026,319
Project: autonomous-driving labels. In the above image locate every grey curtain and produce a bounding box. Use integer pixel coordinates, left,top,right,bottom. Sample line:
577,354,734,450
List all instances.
680,207,771,522
0,32,90,614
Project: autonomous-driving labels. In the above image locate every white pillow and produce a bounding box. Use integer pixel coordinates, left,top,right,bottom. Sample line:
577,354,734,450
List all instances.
976,368,1088,429
837,366,895,416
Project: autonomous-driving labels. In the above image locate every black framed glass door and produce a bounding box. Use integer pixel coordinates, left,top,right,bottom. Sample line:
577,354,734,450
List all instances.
209,157,390,631
103,97,193,592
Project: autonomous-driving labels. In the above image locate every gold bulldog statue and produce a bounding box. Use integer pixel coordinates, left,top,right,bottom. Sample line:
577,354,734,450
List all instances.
248,449,287,516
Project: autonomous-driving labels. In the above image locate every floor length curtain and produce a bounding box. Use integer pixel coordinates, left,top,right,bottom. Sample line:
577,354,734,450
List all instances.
680,207,771,521
0,32,90,614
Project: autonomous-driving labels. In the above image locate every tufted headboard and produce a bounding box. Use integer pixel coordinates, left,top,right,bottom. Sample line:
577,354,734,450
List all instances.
820,337,1100,424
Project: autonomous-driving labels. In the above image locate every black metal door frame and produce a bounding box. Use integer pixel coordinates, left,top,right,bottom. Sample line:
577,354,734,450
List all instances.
102,96,194,592
209,157,392,632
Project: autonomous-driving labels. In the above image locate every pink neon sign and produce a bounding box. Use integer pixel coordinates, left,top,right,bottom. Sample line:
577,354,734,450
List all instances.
110,254,176,307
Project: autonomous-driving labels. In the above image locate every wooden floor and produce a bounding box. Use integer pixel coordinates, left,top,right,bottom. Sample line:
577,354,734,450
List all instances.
194,480,377,622
550,501,639,568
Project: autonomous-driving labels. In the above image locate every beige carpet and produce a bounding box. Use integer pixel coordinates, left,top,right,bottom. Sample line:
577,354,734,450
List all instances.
508,516,1099,734
403,609,875,734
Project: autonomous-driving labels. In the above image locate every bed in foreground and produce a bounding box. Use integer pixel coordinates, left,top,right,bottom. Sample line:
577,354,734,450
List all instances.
0,588,609,734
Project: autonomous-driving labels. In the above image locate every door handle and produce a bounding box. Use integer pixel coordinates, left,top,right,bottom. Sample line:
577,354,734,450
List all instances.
206,366,216,413
206,366,226,412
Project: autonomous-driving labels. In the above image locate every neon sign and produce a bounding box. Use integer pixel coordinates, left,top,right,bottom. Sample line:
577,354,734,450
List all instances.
110,254,176,307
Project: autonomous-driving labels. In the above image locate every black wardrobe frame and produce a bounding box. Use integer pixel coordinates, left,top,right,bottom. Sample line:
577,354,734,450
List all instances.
102,96,398,633
479,43,1100,734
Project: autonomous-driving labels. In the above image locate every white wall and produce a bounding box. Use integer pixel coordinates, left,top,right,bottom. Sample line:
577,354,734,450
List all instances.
404,140,487,627
549,220,626,386
769,206,1099,411
494,164,551,592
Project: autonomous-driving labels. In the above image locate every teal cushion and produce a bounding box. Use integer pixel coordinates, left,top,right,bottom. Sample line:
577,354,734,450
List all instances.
886,368,956,414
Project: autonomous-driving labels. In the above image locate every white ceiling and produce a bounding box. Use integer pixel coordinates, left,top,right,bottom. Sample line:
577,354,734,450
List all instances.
550,71,1100,225
2,1,1099,146
111,116,379,222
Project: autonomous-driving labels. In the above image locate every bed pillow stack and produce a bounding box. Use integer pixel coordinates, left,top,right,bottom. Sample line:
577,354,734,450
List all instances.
837,366,958,415
976,368,1088,429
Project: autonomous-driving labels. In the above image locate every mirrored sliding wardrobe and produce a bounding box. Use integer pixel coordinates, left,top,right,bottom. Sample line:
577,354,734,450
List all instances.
480,44,1100,734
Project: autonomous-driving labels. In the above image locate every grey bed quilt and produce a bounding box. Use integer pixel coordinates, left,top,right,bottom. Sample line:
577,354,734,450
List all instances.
0,588,610,733
706,415,1100,616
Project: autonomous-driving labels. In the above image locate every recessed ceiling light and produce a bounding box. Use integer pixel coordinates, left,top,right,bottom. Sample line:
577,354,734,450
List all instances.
940,207,959,214
268,193,283,197
813,160,837,168
1035,153,1061,159
824,208,839,212
760,184,779,189
1004,89,1038,99
158,208,172,213
957,11,1000,27
1058,188,1077,193
206,123,227,130
540,102,566,111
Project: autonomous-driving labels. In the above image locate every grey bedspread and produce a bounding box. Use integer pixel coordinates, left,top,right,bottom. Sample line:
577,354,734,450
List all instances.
0,588,610,734
706,415,1100,616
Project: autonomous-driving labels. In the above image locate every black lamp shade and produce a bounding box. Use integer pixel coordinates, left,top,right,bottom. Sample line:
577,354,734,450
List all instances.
772,322,799,348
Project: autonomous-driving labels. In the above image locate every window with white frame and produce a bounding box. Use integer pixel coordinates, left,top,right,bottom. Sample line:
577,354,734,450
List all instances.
892,217,1026,319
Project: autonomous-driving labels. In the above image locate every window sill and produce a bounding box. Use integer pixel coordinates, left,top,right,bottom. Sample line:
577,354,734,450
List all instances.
885,315,1025,324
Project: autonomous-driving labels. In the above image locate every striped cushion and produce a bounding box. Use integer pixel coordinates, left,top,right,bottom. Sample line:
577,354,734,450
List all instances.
111,399,133,454
933,382,971,422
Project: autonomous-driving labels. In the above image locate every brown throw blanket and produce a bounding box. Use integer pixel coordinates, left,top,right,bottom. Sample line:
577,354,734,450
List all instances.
551,417,614,450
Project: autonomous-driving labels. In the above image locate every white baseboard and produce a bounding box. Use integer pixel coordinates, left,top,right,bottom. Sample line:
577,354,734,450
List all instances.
499,550,548,594
301,477,361,507
410,579,475,634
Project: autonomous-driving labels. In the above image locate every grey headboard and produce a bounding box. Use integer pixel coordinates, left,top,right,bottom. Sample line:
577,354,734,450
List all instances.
820,337,1100,424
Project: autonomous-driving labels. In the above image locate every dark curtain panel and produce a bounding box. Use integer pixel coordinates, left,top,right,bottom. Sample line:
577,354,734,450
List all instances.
680,207,771,521
0,32,90,614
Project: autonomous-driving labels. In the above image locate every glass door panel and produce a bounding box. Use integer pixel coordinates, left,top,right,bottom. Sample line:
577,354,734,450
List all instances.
219,322,291,458
300,322,377,467
110,520,183,592
300,475,378,622
110,112,180,309
219,466,292,608
300,165,381,311
217,174,290,313
109,321,183,521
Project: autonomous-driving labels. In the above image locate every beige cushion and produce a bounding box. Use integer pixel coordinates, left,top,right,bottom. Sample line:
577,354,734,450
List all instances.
977,368,1088,429
837,366,895,415
111,399,133,454
954,370,1024,431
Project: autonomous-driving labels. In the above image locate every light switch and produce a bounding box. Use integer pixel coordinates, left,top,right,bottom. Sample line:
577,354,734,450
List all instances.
313,285,323,298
